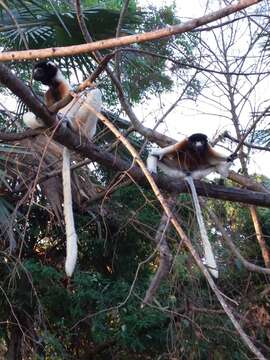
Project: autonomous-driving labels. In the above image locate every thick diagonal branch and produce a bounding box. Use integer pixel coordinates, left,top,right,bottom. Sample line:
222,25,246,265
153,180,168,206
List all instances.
0,63,270,209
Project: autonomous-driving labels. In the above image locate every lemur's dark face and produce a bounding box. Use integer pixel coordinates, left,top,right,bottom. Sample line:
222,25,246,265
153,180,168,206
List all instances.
33,61,58,85
187,133,208,154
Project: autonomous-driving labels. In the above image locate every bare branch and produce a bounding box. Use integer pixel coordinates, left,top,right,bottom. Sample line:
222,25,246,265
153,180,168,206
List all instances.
228,170,270,194
0,0,262,62
224,131,270,152
207,206,270,275
115,0,130,79
250,205,270,267
119,47,270,76
142,196,174,305
232,104,270,157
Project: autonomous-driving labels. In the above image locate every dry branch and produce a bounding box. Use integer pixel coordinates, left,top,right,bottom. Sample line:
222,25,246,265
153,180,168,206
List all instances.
224,131,270,152
143,196,174,305
208,206,270,275
83,102,267,360
231,104,270,157
0,64,269,207
228,170,269,194
250,205,270,267
0,0,262,62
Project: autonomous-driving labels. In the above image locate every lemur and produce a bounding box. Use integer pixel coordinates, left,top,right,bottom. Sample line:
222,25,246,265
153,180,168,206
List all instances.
147,133,236,278
23,61,102,276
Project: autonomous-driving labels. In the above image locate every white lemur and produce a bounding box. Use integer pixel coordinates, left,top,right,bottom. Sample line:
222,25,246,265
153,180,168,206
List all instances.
147,133,236,278
23,61,102,277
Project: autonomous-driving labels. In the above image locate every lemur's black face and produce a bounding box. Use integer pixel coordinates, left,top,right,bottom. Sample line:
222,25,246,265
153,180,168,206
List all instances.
187,133,208,154
33,61,58,85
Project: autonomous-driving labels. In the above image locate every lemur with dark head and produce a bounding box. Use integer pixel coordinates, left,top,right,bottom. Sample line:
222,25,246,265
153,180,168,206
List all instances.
147,133,236,278
23,61,102,276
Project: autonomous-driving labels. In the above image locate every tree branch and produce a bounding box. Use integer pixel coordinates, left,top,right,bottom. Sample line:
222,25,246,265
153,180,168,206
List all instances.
228,170,269,194
207,206,270,275
115,0,130,79
0,63,267,358
0,128,43,141
0,62,270,207
224,131,270,152
231,104,270,157
0,0,262,62
0,63,270,207
143,196,174,305
249,205,270,267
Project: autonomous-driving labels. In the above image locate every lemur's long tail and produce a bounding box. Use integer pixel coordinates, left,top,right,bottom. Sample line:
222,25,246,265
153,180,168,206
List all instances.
185,176,218,278
63,147,78,277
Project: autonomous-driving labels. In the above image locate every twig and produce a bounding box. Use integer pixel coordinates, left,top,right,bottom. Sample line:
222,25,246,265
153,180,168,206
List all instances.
207,205,270,275
115,0,130,79
151,71,199,133
224,131,270,152
232,104,270,157
117,47,270,76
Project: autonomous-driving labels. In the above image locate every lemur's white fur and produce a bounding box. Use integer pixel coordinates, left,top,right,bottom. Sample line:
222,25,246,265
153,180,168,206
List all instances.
185,176,218,278
61,88,102,277
147,141,234,278
23,79,102,277
23,112,44,129
62,146,78,276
